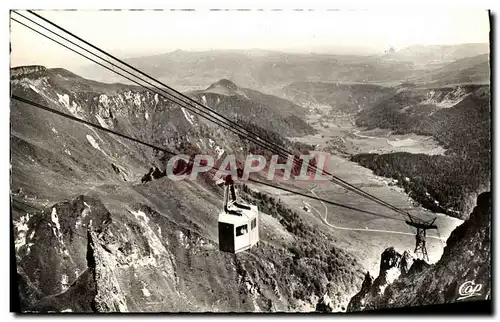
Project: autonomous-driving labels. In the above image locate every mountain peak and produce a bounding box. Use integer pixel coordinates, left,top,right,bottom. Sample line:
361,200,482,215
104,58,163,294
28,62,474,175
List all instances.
168,49,186,56
204,79,241,96
208,79,238,91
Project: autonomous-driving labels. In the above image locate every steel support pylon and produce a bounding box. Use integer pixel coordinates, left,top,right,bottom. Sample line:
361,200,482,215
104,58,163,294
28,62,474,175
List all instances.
414,227,429,262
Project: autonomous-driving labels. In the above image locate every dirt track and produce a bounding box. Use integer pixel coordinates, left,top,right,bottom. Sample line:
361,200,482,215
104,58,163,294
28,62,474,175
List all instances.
306,186,446,242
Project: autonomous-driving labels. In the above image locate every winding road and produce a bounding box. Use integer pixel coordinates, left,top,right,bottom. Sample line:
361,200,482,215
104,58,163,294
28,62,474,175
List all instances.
306,186,446,242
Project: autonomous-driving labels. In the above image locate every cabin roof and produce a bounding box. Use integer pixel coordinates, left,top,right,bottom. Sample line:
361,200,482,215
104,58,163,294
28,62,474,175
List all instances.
219,205,258,225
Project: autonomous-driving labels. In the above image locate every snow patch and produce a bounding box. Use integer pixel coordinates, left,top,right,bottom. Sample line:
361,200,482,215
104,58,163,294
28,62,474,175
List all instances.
99,94,110,108
201,95,207,105
95,114,109,129
51,127,58,134
51,207,65,247
70,101,81,115
130,209,149,225
51,207,61,231
61,309,73,313
400,105,412,112
28,84,40,93
117,302,127,312
123,91,132,100
127,208,167,258
215,146,225,158
56,93,85,118
61,274,69,291
26,243,34,255
177,231,189,249
141,282,151,297
379,266,401,295
421,87,470,109
57,93,70,108
133,93,141,107
180,107,195,125
385,266,401,285
64,149,71,156
86,135,103,152
14,213,30,251
145,112,149,120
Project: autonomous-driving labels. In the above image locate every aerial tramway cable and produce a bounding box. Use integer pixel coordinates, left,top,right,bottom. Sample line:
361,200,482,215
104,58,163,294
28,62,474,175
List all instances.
9,93,410,226
12,10,413,220
12,97,437,260
10,198,245,283
15,10,410,218
11,95,404,223
11,94,446,254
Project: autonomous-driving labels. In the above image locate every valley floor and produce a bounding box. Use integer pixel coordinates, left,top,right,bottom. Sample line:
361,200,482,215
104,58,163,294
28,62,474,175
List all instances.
292,113,446,156
269,112,462,275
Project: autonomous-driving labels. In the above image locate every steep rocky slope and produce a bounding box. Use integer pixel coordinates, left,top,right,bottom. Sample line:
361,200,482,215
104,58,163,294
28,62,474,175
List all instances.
11,65,363,312
14,185,364,312
347,191,491,311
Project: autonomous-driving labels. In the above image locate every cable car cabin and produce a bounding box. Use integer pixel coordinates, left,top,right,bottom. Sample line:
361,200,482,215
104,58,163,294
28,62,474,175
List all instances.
217,177,259,254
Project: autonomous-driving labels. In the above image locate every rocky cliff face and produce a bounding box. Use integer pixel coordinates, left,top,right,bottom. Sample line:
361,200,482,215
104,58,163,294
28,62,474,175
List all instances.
347,191,491,312
15,190,363,313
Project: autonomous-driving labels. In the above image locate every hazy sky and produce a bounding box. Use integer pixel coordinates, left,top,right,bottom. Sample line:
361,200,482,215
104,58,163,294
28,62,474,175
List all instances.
10,9,490,68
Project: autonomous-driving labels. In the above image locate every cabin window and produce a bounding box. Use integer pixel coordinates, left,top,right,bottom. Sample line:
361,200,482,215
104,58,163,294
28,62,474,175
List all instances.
236,224,248,236
251,218,257,230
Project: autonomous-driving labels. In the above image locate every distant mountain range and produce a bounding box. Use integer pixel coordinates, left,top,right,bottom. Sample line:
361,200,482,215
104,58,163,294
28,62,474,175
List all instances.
410,54,490,86
383,43,490,66
74,43,489,91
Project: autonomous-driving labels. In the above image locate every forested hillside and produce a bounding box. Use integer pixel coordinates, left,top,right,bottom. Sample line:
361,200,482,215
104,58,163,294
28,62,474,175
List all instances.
352,84,490,218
